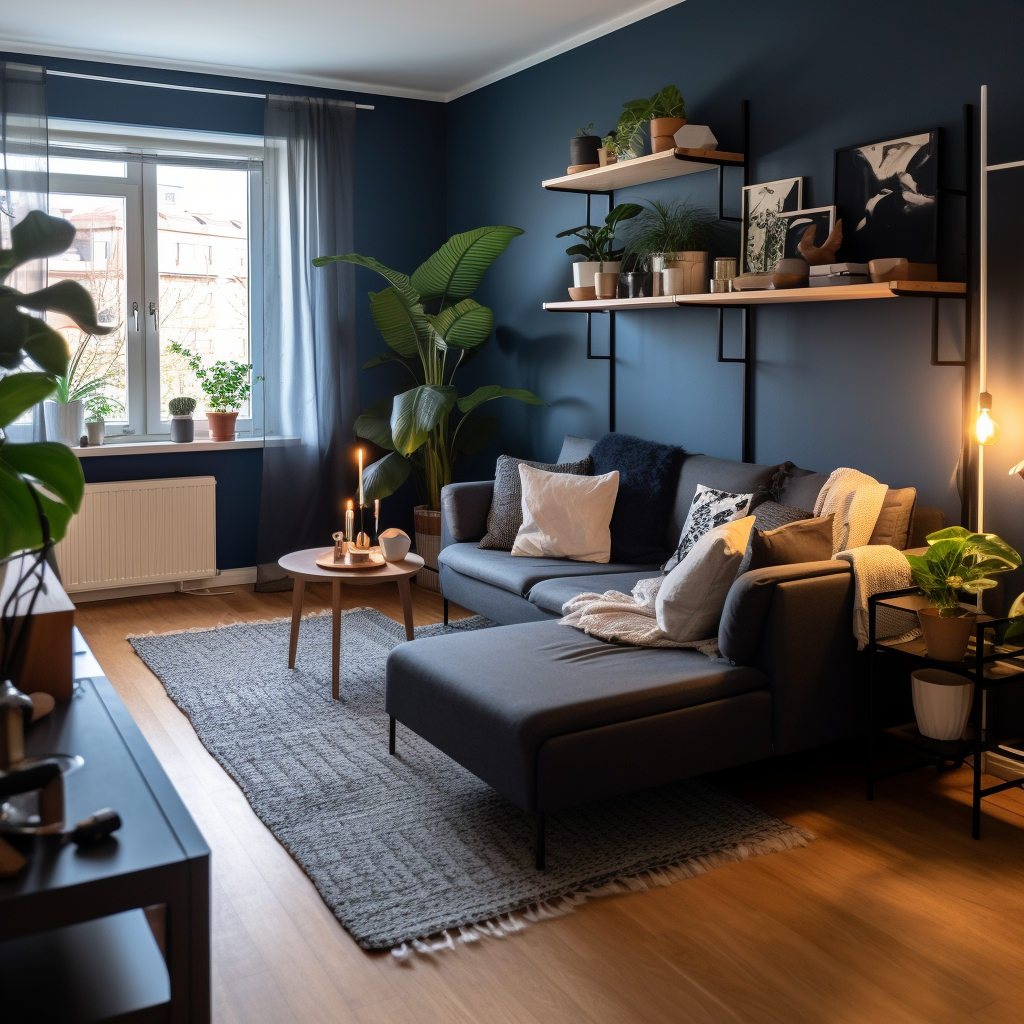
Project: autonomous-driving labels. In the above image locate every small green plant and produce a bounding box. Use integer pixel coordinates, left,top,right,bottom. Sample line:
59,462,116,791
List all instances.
609,85,686,160
167,343,262,412
621,200,714,271
576,123,595,136
557,203,643,265
168,396,197,417
905,527,1020,617
52,334,123,405
85,394,123,422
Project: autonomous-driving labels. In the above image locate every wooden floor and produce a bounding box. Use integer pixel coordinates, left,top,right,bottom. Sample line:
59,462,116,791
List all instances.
76,584,1024,1024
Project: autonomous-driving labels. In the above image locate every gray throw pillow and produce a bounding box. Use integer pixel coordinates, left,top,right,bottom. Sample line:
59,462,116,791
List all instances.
737,501,812,575
478,454,594,551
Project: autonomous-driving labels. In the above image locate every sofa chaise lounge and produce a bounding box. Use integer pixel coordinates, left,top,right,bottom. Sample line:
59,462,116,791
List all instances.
386,436,942,867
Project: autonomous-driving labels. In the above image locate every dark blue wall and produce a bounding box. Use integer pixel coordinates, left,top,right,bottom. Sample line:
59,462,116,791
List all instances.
444,0,1024,579
6,50,448,567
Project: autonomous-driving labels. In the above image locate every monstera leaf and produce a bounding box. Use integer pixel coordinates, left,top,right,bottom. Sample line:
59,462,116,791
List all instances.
410,226,524,302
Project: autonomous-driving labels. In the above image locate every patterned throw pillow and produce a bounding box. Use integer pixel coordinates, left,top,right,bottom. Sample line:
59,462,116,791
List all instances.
478,454,594,551
662,484,753,572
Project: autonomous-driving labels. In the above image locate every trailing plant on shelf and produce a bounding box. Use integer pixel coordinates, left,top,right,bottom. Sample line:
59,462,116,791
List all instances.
312,226,544,511
557,203,643,267
905,527,1020,617
609,85,686,160
166,344,259,411
620,200,714,271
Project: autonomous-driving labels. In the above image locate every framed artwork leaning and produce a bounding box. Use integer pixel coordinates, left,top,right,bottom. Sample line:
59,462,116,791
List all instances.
779,206,837,262
741,177,804,273
834,130,938,265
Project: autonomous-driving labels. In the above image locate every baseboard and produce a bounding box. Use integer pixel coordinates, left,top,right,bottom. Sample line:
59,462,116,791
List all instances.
69,567,258,604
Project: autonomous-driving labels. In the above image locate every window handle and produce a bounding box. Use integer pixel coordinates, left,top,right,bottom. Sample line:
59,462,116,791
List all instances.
132,302,139,332
149,301,158,329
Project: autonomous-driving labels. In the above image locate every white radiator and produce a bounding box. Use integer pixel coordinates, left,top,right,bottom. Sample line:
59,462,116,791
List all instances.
55,476,217,592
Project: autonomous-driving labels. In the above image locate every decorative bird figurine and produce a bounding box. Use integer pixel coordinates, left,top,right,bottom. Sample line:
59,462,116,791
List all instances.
798,219,843,265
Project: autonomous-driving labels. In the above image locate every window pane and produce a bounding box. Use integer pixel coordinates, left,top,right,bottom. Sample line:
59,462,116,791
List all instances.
47,194,128,422
49,156,127,178
156,165,250,421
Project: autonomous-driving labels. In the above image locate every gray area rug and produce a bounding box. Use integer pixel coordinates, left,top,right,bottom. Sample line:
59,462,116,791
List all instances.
130,609,811,952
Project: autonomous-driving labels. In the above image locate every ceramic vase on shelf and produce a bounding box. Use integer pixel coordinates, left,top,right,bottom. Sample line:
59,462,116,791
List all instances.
664,251,709,294
43,399,84,447
911,668,974,741
206,410,238,442
573,260,620,289
413,505,442,591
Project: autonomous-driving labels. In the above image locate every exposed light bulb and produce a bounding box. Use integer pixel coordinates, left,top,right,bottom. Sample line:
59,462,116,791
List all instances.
975,392,1000,446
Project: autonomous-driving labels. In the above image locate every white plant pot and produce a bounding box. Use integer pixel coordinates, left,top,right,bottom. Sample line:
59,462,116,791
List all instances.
44,400,84,447
572,262,602,288
911,668,974,741
86,420,105,446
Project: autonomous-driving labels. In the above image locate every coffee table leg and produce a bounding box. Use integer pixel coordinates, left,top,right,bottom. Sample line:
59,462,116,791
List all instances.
332,580,342,700
288,578,305,669
397,577,414,642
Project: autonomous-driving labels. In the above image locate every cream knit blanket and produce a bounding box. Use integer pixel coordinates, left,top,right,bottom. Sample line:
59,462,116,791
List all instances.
834,544,920,650
814,467,889,554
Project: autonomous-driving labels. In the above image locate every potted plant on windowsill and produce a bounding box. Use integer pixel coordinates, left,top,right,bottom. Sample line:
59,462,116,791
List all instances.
313,226,544,591
84,394,122,446
557,202,642,295
168,396,197,443
906,527,1021,662
166,344,261,441
44,334,123,447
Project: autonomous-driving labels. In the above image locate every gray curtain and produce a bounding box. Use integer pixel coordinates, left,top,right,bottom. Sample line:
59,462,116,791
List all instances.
258,95,358,583
0,62,48,442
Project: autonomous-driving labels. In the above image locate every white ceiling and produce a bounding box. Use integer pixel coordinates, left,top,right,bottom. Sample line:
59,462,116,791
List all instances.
0,0,685,102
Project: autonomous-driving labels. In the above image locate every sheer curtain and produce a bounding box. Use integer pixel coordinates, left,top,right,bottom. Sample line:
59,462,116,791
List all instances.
258,95,358,584
0,62,48,442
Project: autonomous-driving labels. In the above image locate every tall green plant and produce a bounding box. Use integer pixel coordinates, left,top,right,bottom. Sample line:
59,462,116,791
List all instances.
313,226,543,510
620,200,714,271
0,210,113,560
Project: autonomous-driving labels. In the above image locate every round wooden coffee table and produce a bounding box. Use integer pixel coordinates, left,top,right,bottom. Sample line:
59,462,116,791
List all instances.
278,547,425,700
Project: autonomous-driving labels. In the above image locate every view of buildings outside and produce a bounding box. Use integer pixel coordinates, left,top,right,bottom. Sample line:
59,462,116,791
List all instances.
45,164,251,431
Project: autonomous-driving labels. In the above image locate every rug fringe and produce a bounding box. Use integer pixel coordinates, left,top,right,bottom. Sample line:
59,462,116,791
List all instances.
389,825,813,962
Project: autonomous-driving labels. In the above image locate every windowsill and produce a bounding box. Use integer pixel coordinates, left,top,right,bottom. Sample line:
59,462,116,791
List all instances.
74,436,299,458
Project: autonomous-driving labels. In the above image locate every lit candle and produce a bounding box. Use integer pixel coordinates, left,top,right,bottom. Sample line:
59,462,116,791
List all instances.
345,499,354,543
358,448,364,507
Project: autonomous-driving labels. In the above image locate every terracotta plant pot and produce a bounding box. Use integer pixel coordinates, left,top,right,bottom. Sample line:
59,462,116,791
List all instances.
206,410,239,442
568,286,596,301
413,505,442,591
917,607,977,663
911,668,974,741
594,272,619,300
650,117,687,152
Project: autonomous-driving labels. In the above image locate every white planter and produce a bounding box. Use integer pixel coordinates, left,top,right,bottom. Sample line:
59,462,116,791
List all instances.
86,420,105,446
572,262,602,288
911,668,974,741
44,400,84,447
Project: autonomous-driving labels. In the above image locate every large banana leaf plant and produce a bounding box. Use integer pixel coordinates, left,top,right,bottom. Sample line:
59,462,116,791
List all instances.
313,226,544,510
0,210,113,561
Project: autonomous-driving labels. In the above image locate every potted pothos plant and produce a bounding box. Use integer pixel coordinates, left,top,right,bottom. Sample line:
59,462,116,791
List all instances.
0,211,111,683
906,527,1021,662
166,343,261,441
313,226,543,588
608,85,686,159
557,203,642,290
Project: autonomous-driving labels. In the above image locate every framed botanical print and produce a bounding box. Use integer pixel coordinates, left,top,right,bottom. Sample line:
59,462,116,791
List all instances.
740,177,804,273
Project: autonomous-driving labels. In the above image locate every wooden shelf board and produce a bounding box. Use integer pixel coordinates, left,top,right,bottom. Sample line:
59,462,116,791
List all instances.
542,147,744,193
542,280,966,312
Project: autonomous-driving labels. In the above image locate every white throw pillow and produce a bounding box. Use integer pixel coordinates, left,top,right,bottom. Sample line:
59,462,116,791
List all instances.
512,463,619,562
663,484,754,571
656,516,755,641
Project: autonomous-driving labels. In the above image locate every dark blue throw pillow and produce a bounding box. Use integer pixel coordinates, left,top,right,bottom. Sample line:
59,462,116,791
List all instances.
590,433,686,564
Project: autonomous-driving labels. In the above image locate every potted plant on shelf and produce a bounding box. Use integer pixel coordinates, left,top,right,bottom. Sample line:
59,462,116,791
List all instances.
621,200,714,294
166,344,260,441
905,527,1020,663
557,203,642,296
84,394,122,446
168,396,197,443
44,334,123,447
569,123,602,171
612,85,687,159
312,226,544,590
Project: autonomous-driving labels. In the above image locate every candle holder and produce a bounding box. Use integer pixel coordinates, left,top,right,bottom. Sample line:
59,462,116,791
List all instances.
332,531,346,563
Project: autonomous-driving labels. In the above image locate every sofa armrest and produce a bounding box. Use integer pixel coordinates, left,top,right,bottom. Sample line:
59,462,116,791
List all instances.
719,561,851,665
441,480,495,548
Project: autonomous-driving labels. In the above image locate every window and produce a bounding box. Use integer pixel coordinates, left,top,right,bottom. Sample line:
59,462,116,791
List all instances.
38,123,263,441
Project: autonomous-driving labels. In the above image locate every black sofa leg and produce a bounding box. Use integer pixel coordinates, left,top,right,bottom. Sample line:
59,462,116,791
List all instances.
535,812,546,871
443,598,449,626
389,716,396,755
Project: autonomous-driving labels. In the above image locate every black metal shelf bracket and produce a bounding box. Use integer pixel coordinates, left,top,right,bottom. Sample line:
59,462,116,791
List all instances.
716,306,754,463
585,310,616,433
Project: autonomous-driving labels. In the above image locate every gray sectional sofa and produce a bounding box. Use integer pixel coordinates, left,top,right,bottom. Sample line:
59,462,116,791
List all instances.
386,436,942,867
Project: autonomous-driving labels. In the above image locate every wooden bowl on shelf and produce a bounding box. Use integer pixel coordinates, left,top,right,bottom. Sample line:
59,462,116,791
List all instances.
568,286,596,301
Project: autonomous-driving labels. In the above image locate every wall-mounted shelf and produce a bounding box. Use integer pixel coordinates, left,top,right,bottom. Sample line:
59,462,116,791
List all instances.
542,147,745,194
542,280,966,312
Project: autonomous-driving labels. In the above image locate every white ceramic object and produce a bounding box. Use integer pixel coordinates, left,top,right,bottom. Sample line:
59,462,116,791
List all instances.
572,261,621,288
44,399,84,447
911,668,974,741
86,420,105,445
673,124,718,150
379,528,411,563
